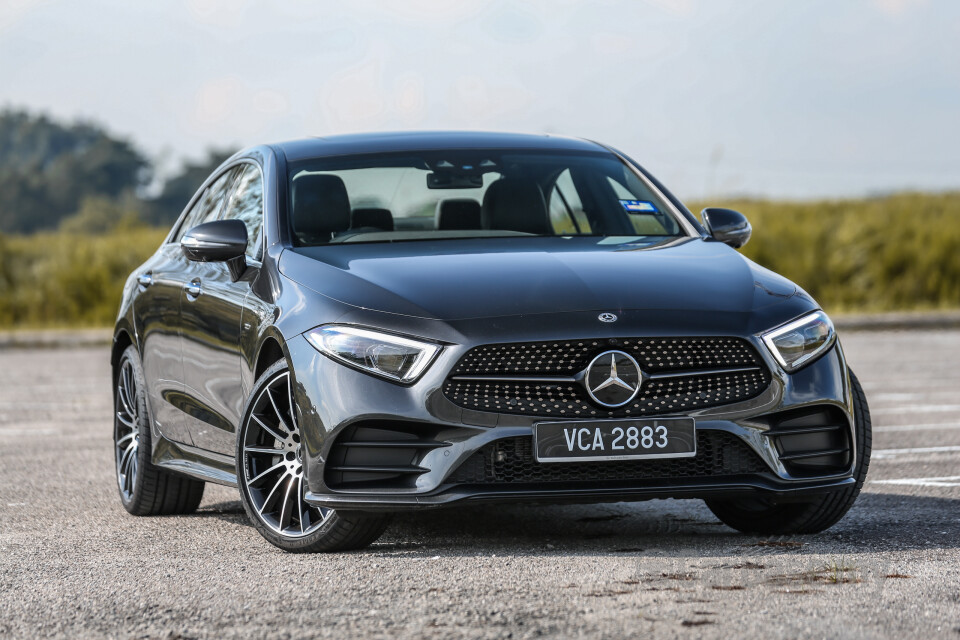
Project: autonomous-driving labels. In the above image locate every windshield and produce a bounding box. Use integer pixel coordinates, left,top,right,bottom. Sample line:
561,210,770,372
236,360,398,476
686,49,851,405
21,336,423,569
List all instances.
287,150,686,245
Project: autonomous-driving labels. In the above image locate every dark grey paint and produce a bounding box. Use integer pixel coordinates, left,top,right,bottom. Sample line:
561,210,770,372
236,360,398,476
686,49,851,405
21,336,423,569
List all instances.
111,131,856,512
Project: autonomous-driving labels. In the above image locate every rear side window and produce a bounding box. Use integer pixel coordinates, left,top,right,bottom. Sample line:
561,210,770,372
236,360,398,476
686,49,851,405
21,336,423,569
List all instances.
172,167,240,242
220,163,264,259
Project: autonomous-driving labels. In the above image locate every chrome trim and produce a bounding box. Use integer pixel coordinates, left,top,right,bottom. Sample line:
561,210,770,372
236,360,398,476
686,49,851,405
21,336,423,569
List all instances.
450,374,578,383
648,366,761,380
584,350,643,408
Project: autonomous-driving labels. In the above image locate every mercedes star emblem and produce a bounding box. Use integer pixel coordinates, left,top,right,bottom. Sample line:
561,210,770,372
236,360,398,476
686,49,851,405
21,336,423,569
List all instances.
598,312,618,323
584,350,643,408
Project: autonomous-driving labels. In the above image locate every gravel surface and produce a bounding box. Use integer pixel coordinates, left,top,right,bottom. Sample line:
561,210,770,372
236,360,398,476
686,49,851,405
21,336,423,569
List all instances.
1,330,958,639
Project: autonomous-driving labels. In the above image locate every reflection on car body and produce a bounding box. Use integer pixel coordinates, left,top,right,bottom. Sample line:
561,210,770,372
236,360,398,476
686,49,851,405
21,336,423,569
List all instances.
111,132,871,552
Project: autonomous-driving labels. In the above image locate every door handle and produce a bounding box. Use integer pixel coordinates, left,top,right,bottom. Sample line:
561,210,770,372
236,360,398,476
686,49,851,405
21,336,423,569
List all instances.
185,279,202,298
137,273,153,288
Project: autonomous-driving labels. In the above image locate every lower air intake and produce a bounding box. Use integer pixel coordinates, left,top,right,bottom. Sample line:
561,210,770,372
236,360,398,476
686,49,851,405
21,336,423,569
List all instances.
325,422,450,490
761,405,852,477
448,430,768,485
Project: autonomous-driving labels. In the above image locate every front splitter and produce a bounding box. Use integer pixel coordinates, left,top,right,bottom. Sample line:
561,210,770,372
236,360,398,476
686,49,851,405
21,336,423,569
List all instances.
304,475,856,512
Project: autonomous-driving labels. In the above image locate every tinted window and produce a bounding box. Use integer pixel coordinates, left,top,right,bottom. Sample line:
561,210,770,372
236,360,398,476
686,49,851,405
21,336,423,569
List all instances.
547,169,591,234
286,150,684,246
607,176,675,235
173,167,240,242
220,163,264,259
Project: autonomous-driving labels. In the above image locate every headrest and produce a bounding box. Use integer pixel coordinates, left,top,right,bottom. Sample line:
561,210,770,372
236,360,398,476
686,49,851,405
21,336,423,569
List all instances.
481,178,550,234
291,174,351,241
435,199,482,230
351,208,394,231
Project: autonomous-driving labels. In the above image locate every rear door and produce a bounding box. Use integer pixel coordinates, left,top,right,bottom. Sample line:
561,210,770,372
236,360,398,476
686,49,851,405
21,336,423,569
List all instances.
133,242,191,445
179,162,265,454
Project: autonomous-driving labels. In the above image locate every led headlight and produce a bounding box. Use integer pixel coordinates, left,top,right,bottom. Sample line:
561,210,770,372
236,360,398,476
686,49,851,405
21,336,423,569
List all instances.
305,325,441,383
761,311,836,372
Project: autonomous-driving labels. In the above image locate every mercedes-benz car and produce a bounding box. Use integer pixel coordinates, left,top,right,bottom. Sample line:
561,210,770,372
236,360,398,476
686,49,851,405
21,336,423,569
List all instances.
112,131,871,552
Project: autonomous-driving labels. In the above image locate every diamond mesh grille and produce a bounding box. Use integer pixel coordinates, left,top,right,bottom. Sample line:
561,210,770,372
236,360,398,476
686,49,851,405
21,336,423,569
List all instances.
448,431,768,485
443,337,770,418
450,337,762,375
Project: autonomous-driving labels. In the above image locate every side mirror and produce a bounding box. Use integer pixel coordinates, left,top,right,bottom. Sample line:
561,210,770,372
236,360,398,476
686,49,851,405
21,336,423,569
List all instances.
701,207,752,249
181,220,248,262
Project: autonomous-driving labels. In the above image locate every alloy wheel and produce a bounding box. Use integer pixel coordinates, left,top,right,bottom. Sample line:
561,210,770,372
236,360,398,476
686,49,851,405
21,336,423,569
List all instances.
241,371,330,537
114,358,140,501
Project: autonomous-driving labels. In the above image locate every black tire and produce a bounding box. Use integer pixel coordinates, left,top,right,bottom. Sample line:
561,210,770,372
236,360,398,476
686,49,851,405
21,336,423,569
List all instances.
705,367,872,535
114,345,205,516
235,360,391,553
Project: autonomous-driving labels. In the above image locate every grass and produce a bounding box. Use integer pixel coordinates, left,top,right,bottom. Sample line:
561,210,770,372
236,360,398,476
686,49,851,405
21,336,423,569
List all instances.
0,191,957,328
690,191,960,314
766,557,861,586
823,557,858,584
0,226,167,328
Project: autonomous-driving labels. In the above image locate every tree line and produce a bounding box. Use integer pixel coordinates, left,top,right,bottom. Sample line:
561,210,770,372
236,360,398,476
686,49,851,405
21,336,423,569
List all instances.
0,108,233,234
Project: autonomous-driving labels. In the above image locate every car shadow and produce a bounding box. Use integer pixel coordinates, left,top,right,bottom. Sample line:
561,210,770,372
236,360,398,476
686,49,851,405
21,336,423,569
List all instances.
191,492,960,557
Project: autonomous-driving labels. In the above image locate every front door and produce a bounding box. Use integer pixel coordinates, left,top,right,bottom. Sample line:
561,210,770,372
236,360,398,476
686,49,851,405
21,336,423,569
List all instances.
178,161,266,455
178,261,249,454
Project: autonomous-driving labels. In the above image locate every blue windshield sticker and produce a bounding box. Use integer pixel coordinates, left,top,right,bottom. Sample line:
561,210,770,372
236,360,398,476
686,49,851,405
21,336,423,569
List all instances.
620,199,657,213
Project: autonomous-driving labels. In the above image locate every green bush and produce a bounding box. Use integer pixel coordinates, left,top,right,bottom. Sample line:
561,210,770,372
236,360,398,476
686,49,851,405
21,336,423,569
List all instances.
0,192,957,328
0,227,166,327
691,192,960,313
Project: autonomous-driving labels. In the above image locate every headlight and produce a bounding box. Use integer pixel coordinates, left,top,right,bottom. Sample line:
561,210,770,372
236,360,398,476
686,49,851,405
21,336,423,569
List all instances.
761,311,836,372
305,325,441,383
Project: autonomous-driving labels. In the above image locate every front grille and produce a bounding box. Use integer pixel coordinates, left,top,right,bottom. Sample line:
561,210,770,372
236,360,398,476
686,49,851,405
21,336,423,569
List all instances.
443,337,771,418
448,430,769,485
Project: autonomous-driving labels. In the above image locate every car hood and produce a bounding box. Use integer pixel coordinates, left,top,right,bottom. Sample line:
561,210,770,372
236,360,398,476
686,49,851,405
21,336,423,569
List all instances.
279,236,798,322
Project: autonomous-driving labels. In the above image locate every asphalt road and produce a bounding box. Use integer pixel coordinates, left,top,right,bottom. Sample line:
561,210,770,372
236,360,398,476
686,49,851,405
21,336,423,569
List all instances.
1,330,958,639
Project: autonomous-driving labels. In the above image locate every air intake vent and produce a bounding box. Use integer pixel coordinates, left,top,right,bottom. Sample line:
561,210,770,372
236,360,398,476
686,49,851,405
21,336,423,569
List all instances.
325,422,450,490
448,430,769,486
761,405,852,477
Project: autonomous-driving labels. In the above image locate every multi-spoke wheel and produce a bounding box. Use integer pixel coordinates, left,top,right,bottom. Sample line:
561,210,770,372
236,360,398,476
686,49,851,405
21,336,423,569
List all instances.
113,345,205,516
241,369,330,537
236,360,391,552
115,357,141,501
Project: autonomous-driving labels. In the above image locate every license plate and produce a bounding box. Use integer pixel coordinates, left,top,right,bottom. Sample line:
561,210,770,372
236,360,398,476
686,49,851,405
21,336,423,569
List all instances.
534,418,696,463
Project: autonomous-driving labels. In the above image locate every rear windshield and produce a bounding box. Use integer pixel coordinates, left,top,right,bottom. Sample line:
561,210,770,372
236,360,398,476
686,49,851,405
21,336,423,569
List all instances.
286,150,685,245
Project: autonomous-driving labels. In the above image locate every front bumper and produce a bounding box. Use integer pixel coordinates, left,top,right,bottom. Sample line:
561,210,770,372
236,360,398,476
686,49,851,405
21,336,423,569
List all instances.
286,311,855,513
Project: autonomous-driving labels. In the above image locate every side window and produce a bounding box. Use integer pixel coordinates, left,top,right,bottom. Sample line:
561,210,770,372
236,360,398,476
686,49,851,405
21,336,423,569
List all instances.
547,169,592,234
220,163,264,259
172,167,240,242
172,198,203,244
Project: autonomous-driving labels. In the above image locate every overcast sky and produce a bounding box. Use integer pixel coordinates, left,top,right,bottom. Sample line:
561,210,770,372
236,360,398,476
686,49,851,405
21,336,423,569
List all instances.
1,0,958,200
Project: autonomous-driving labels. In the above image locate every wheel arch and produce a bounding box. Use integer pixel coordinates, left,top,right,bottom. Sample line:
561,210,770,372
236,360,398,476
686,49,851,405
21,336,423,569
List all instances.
111,327,135,374
254,335,287,380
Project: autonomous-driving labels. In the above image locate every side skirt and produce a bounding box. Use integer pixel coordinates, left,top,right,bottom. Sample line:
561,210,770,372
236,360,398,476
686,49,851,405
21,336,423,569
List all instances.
152,434,238,487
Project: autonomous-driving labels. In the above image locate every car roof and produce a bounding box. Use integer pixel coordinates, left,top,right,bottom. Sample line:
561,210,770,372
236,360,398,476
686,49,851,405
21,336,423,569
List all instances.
271,131,609,162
